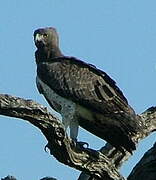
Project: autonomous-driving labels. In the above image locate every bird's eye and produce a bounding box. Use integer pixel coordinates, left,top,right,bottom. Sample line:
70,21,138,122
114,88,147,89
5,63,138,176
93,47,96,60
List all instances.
43,34,48,37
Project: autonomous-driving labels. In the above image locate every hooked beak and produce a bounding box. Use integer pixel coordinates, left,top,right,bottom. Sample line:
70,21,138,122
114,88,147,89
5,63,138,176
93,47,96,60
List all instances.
34,33,43,42
34,33,45,48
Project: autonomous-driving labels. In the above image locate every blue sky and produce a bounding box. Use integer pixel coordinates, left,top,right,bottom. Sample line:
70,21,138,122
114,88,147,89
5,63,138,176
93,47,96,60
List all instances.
0,1,156,180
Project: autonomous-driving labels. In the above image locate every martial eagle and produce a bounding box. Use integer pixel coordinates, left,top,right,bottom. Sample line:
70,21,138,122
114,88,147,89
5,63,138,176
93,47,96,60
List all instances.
34,27,141,153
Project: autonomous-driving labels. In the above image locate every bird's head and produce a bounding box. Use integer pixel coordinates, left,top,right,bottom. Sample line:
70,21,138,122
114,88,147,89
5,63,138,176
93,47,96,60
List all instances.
34,27,59,50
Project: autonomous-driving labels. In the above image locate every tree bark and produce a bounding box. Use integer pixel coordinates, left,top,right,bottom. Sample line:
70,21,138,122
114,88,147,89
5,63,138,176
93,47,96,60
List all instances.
1,175,57,180
128,142,156,180
0,94,155,180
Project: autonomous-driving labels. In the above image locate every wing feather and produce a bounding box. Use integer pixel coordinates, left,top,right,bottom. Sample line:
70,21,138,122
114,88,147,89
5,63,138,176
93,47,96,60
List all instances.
37,56,133,115
37,56,140,152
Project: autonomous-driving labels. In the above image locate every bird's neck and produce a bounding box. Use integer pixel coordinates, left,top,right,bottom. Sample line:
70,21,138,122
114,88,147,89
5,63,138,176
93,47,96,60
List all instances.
35,46,63,64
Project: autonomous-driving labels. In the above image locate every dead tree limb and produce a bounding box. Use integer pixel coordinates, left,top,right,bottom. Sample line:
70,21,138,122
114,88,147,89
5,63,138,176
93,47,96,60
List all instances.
1,176,57,180
128,142,156,180
1,176,17,180
0,94,124,180
0,94,155,180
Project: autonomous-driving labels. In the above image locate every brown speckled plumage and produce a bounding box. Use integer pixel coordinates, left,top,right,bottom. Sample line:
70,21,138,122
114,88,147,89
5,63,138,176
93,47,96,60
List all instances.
34,27,142,153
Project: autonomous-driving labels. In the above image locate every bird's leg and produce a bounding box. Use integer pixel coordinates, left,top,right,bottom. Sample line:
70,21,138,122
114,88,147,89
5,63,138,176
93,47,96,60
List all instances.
62,116,70,132
61,104,74,132
70,118,89,148
62,111,78,140
61,105,89,148
70,118,79,142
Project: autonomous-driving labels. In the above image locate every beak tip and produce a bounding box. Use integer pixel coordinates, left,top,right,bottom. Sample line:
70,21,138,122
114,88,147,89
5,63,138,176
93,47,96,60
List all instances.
35,33,42,42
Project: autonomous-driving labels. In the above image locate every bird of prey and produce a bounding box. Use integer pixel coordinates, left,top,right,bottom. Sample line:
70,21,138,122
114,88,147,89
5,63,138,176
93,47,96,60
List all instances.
34,27,141,153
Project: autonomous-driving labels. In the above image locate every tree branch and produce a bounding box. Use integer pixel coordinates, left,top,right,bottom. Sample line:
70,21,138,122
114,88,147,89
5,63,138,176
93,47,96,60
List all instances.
1,176,17,180
1,175,57,180
0,94,155,180
0,94,124,180
128,142,156,180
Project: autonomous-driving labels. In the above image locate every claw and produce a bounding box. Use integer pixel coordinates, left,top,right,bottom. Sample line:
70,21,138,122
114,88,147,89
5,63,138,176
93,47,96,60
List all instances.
44,143,49,152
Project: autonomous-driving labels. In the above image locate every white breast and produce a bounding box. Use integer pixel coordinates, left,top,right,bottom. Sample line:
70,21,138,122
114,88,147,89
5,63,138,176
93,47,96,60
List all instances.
36,76,94,124
36,76,95,140
36,76,77,118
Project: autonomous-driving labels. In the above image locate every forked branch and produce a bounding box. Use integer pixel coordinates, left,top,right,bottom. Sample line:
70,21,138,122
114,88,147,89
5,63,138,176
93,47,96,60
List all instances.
0,94,155,180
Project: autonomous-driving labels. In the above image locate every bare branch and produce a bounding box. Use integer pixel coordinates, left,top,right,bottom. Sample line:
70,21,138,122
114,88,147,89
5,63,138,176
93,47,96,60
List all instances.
1,176,58,180
0,94,124,180
1,176,17,180
0,94,155,180
128,142,156,180
40,177,58,180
